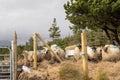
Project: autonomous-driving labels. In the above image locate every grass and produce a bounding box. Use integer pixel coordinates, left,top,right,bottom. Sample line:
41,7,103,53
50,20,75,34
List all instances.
59,63,83,80
96,69,109,80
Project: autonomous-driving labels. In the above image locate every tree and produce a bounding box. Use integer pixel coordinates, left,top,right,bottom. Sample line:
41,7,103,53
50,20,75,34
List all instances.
17,45,24,55
49,18,61,41
87,29,108,46
64,0,120,45
24,37,34,51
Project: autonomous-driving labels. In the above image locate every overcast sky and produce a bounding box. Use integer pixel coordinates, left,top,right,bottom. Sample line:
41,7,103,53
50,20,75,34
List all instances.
0,0,72,44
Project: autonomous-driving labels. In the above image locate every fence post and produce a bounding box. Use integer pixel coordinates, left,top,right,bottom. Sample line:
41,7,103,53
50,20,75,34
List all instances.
14,31,17,80
81,30,88,80
33,32,37,70
36,33,62,63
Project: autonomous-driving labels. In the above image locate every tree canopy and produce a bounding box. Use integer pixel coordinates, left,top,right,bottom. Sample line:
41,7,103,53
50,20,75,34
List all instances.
64,0,120,45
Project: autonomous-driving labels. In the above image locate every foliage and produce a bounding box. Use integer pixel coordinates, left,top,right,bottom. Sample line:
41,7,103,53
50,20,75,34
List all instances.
48,38,65,49
64,0,120,45
48,34,81,50
49,18,61,41
59,63,82,80
0,48,10,54
48,28,108,50
17,45,24,55
17,37,42,55
24,37,33,51
87,29,108,46
96,69,109,80
0,48,10,60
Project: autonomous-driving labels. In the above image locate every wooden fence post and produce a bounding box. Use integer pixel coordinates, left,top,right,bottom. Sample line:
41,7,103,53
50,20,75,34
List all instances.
14,31,17,80
36,33,62,63
33,32,37,70
81,31,88,80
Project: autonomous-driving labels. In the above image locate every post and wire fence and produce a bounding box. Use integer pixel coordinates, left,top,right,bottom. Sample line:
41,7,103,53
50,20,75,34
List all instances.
11,31,89,80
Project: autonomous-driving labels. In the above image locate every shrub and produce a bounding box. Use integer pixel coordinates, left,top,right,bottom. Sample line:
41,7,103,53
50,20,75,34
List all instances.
96,69,109,80
59,64,83,80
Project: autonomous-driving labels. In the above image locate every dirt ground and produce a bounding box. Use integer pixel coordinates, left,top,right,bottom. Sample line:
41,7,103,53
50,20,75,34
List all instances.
18,60,120,80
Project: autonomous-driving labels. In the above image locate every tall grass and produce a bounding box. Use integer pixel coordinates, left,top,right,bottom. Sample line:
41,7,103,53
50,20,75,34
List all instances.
96,69,109,80
59,64,83,80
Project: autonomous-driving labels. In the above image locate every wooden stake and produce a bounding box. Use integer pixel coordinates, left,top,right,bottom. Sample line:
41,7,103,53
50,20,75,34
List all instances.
36,33,62,63
81,31,88,80
33,32,37,70
14,31,17,80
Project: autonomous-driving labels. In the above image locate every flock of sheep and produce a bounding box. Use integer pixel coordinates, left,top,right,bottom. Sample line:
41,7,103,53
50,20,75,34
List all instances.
21,44,120,65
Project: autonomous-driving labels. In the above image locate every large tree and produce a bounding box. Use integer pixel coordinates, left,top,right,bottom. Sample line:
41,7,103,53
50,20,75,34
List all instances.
49,18,61,41
64,0,120,45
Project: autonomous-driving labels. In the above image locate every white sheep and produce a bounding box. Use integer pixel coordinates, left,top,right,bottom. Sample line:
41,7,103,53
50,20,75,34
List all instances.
65,45,101,62
65,44,81,61
86,46,101,62
50,44,66,61
41,44,66,62
22,50,46,65
102,44,120,62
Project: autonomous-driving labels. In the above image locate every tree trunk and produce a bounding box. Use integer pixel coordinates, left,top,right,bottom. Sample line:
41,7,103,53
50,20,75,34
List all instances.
104,27,120,45
103,28,115,45
113,30,120,45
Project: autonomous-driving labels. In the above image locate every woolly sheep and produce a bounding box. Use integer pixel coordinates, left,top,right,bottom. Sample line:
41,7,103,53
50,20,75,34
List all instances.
65,44,81,61
86,46,101,62
102,44,120,62
42,44,66,61
22,50,46,63
50,44,66,60
65,44,101,62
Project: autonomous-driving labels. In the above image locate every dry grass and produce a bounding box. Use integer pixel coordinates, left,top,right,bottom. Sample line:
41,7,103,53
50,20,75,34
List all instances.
59,63,82,80
18,60,120,80
95,69,109,80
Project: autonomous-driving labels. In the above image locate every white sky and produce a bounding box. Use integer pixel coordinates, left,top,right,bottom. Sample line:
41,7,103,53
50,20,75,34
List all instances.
0,0,72,44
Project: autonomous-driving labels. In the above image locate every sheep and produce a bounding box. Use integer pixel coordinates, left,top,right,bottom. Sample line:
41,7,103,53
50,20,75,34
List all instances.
65,45,77,58
65,44,101,62
21,50,47,66
73,45,81,60
65,44,81,61
96,47,102,61
50,44,66,61
39,44,66,63
102,44,120,62
86,46,101,62
65,45,77,50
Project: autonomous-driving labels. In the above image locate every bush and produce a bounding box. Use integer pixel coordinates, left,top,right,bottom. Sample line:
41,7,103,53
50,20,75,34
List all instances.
59,64,83,80
96,69,109,80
